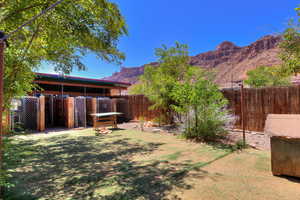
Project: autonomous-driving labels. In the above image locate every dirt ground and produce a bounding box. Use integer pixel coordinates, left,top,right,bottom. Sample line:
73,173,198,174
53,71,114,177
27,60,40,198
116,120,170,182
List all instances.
118,122,271,150
7,127,300,200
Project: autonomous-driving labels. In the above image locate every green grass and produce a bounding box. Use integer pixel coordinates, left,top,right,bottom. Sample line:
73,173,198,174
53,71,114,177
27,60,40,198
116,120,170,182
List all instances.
4,128,300,200
161,151,182,161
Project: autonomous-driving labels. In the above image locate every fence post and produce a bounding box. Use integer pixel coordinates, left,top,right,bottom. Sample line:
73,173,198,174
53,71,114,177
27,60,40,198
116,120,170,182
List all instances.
65,97,74,128
91,98,96,126
240,83,246,146
38,96,45,132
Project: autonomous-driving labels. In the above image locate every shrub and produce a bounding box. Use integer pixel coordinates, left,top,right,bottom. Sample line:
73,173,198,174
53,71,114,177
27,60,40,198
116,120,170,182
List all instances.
184,113,229,141
172,71,233,142
245,65,291,88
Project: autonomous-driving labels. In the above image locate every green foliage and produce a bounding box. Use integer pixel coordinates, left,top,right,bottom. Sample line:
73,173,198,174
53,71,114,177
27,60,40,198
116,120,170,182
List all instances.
279,5,300,76
171,71,230,141
245,6,300,88
131,42,229,140
0,0,127,108
280,19,300,75
232,139,248,151
130,42,197,122
244,66,291,88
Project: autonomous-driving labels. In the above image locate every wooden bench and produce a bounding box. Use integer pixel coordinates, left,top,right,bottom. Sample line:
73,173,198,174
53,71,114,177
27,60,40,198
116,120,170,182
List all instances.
90,112,122,133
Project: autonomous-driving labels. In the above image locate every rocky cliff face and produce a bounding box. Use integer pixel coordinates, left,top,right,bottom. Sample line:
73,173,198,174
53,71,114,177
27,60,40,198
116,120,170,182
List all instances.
103,35,282,87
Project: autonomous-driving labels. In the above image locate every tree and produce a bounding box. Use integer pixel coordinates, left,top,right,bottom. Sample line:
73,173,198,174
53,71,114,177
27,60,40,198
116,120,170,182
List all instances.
171,68,230,141
245,6,300,88
130,42,230,141
130,42,194,123
244,66,291,88
280,23,300,75
0,0,127,108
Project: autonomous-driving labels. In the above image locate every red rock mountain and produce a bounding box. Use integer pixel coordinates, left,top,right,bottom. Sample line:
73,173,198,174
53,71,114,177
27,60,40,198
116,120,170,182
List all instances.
103,35,282,87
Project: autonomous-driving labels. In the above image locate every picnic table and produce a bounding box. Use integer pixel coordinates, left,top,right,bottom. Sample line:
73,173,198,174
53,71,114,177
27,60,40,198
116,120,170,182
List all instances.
90,112,122,129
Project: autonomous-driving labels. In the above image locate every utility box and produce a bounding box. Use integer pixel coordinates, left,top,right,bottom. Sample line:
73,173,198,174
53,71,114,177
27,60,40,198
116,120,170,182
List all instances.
265,114,300,177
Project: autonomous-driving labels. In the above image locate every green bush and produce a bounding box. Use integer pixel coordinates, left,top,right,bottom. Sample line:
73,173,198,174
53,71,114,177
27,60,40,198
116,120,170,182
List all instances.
184,117,228,142
244,65,291,88
172,72,232,142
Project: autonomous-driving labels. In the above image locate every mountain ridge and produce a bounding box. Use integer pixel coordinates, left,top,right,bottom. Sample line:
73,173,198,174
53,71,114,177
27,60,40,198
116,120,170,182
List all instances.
103,35,282,87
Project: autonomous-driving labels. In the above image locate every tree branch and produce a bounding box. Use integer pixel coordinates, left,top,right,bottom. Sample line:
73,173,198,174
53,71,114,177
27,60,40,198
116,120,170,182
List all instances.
22,23,41,59
1,3,47,22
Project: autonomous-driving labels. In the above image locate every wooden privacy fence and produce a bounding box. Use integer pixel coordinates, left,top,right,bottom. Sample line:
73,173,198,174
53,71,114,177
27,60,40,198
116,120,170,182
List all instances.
126,86,300,132
10,96,118,131
127,95,163,121
11,85,300,132
222,86,300,132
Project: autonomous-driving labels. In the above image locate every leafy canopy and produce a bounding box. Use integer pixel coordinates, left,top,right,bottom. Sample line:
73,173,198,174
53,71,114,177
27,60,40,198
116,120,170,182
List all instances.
130,42,202,120
245,5,300,88
131,42,230,140
244,66,291,88
0,0,127,108
280,14,300,75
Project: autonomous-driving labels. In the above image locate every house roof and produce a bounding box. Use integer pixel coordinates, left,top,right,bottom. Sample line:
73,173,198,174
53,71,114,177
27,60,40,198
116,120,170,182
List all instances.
35,73,131,88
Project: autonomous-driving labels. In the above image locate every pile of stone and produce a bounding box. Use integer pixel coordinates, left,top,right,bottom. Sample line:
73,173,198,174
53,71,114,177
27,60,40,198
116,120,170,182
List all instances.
95,127,112,135
144,121,158,128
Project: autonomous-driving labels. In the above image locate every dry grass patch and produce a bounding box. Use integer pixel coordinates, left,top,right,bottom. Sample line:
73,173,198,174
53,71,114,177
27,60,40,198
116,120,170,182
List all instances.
5,129,300,200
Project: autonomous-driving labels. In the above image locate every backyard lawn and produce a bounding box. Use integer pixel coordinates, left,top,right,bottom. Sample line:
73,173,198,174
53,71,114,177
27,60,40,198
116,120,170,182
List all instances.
7,128,300,200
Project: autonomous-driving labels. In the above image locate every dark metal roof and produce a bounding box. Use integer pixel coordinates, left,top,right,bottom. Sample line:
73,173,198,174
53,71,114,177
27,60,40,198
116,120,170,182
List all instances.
35,73,131,88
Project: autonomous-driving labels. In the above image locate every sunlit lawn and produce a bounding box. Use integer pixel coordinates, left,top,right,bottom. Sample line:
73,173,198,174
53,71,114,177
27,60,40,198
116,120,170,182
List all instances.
7,128,300,200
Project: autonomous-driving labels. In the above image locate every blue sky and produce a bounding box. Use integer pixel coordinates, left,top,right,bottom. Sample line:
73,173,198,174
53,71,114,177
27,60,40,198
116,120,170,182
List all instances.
38,0,299,78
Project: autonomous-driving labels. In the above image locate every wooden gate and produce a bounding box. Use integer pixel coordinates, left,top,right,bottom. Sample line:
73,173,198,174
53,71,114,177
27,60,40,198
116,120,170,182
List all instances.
45,95,54,128
21,97,39,130
74,97,86,128
53,96,66,127
97,98,113,113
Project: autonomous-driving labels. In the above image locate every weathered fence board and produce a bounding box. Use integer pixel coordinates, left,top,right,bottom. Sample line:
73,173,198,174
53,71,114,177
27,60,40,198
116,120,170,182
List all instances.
223,86,300,132
125,86,300,132
15,85,300,132
125,95,163,121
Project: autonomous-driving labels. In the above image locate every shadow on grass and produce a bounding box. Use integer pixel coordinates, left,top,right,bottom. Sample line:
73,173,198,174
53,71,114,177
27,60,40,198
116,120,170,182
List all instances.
5,133,215,200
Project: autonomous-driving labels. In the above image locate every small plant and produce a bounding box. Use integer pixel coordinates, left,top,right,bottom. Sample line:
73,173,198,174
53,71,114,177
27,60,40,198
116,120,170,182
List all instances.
232,139,248,151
